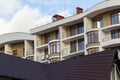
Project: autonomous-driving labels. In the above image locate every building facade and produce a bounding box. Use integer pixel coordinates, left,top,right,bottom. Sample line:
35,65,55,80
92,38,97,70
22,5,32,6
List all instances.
0,32,34,60
30,0,120,63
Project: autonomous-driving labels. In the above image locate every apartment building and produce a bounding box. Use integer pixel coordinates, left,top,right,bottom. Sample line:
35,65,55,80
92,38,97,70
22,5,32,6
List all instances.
30,0,120,63
0,32,34,60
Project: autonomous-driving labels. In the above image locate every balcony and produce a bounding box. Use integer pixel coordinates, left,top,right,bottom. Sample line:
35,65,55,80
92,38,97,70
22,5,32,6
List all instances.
62,46,84,58
101,24,120,32
86,42,100,48
86,27,99,33
102,36,120,48
49,52,60,59
62,32,84,42
36,56,49,63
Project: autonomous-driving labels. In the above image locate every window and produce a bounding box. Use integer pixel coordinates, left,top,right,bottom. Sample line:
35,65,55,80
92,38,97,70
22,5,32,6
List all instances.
87,48,99,54
50,42,60,54
69,22,84,37
93,17,104,28
44,49,48,59
87,31,99,43
111,29,120,39
70,25,76,36
45,33,50,44
111,13,120,24
78,22,84,33
56,30,59,39
78,39,84,51
70,41,77,53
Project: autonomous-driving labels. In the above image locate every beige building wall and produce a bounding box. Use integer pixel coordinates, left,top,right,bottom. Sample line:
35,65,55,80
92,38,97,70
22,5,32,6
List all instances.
11,42,24,57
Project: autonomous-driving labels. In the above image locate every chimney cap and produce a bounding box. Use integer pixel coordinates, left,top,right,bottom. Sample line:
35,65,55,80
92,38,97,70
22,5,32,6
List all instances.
53,14,64,18
76,7,83,10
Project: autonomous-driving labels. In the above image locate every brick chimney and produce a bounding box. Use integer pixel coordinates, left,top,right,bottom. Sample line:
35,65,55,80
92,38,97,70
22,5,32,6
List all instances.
53,14,64,21
76,7,83,14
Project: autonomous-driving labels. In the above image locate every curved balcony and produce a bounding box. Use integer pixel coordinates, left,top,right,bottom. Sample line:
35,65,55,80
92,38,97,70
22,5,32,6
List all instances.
102,37,120,48
49,39,60,59
86,28,99,33
86,42,100,48
49,52,60,59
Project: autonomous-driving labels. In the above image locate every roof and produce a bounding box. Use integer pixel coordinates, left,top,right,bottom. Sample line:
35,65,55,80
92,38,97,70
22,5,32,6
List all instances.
0,49,119,80
0,32,34,45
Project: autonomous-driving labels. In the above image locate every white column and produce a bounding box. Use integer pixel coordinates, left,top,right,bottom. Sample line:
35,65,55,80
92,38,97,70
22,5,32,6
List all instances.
84,17,92,55
99,29,104,51
59,26,64,60
34,35,37,61
5,44,12,55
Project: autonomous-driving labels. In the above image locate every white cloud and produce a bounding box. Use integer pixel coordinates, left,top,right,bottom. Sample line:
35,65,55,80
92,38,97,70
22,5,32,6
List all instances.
0,0,21,17
0,0,71,35
0,5,52,35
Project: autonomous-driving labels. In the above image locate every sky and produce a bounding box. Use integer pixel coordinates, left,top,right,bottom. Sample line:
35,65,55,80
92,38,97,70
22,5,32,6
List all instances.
0,0,105,35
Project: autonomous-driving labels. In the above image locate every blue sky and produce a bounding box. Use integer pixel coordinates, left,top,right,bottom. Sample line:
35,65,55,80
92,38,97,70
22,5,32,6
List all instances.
0,0,104,35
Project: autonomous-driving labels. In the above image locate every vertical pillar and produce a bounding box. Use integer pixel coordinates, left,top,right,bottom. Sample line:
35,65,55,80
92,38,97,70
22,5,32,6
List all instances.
5,44,12,55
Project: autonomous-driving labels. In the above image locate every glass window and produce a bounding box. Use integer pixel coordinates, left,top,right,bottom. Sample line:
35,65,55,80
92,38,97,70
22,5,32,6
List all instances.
70,25,76,36
111,13,119,24
78,39,84,51
56,30,59,39
45,33,50,44
87,48,99,54
99,18,104,28
111,29,120,39
50,42,60,54
93,17,104,28
87,31,99,43
70,41,77,53
78,22,84,33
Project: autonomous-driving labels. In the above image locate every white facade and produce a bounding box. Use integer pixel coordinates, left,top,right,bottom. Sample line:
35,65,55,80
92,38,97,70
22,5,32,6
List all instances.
30,0,120,63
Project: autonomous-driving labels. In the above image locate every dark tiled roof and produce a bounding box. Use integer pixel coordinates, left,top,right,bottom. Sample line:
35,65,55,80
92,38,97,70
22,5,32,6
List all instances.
0,49,118,80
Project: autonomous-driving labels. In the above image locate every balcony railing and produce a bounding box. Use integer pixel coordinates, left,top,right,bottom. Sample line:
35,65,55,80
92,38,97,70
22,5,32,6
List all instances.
62,46,84,57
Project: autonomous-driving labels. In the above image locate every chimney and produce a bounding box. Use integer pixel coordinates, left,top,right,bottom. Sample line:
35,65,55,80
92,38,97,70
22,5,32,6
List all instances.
52,14,64,21
76,7,83,14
